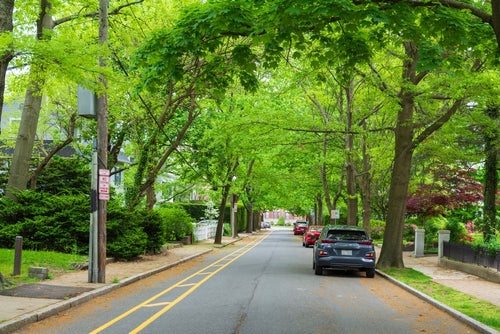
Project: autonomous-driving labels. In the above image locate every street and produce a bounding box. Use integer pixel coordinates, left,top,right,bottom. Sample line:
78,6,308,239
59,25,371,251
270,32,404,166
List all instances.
14,230,480,334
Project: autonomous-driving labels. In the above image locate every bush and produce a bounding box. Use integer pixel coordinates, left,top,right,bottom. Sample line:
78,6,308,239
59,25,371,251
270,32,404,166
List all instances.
445,217,468,243
0,191,89,253
29,155,91,195
473,238,500,257
135,209,165,254
369,220,386,240
276,216,285,226
107,203,148,260
403,220,418,243
158,205,194,241
0,189,202,260
107,226,148,260
424,215,447,246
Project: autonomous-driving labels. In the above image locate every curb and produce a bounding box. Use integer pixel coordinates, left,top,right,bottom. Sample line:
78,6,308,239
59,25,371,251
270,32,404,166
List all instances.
376,269,499,334
0,249,212,334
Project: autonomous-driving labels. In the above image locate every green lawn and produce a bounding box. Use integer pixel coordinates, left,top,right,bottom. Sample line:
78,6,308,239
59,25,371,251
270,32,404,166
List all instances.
381,267,500,331
0,248,87,284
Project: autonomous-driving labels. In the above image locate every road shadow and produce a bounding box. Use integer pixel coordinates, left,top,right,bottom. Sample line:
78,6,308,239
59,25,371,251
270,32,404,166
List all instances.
0,284,93,299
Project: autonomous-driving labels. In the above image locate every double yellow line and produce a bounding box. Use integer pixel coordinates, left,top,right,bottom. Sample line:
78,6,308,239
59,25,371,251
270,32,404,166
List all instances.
90,233,270,334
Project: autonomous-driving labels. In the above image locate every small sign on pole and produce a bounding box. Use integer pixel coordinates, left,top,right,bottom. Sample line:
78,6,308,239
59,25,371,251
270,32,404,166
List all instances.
98,169,110,201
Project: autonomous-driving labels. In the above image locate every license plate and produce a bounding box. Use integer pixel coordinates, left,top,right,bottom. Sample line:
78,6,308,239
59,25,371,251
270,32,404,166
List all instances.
341,250,352,256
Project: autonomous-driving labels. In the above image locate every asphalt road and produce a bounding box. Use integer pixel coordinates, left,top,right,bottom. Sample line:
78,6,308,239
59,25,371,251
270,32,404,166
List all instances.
13,230,480,334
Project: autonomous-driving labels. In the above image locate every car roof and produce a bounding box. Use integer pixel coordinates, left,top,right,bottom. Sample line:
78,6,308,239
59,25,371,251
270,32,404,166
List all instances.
323,225,366,231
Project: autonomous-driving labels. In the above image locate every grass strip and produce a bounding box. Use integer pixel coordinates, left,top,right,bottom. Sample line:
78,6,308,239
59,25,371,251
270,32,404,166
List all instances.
381,267,500,331
0,248,87,284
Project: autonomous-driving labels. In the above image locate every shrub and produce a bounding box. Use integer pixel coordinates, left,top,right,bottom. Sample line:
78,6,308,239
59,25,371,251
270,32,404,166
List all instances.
0,191,89,253
276,216,285,226
403,221,418,243
445,217,468,243
368,220,385,240
135,209,165,254
424,215,447,246
158,205,194,241
107,225,148,260
106,203,148,260
473,238,500,257
30,155,91,195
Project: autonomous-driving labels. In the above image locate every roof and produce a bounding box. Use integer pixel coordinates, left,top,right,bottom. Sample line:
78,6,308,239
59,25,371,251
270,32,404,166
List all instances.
323,225,366,231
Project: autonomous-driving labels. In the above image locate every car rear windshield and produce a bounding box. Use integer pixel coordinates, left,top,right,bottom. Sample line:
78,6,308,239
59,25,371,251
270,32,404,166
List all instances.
325,230,367,241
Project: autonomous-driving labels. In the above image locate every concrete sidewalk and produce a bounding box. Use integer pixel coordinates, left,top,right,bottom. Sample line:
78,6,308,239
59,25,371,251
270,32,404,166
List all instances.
1,234,499,334
402,251,500,308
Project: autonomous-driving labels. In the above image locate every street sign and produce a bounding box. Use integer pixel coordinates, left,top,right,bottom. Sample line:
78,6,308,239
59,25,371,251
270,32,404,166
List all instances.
331,210,340,219
99,193,110,200
99,169,110,176
99,175,110,184
98,169,110,201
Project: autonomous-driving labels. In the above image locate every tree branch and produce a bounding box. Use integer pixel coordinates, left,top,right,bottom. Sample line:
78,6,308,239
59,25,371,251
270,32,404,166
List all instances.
54,0,144,27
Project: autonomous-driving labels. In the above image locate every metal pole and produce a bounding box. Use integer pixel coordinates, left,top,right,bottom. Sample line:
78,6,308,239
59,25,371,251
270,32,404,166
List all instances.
89,142,98,283
97,0,109,284
231,194,238,238
230,194,235,238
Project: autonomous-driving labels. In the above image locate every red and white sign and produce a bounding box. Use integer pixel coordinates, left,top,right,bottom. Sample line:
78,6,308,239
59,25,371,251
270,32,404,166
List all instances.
98,169,110,201
99,193,110,200
99,169,110,176
99,175,110,184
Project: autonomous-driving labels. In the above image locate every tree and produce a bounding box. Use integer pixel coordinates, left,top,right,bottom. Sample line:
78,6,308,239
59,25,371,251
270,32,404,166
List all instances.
0,0,15,132
6,0,142,200
109,1,497,266
406,165,484,222
481,105,499,242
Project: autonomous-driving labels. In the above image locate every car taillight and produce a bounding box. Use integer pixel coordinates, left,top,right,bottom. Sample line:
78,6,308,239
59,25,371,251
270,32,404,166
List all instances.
365,251,375,259
318,250,329,257
321,239,336,243
358,240,373,245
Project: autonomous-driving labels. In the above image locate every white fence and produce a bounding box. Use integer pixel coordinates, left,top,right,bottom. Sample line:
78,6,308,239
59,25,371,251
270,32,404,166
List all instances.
193,220,218,241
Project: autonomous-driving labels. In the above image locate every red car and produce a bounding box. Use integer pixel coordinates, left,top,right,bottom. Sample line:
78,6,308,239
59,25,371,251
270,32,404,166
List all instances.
302,226,324,247
293,222,308,235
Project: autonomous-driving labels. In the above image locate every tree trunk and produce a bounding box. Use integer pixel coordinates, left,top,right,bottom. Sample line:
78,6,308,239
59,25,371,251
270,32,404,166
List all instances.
345,80,358,226
146,185,156,210
377,99,414,268
316,193,323,225
28,112,76,190
482,105,499,242
359,122,372,237
245,201,253,233
214,184,230,244
6,84,43,198
377,42,418,269
321,134,334,219
0,0,15,132
6,0,53,199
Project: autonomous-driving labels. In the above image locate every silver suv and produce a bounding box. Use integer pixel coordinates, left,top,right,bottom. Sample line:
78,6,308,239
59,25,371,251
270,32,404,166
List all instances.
313,225,376,278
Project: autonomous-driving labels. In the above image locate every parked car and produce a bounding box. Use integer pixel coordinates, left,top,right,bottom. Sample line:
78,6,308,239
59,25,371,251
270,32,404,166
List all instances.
261,221,271,229
313,225,376,278
302,225,323,247
293,222,308,235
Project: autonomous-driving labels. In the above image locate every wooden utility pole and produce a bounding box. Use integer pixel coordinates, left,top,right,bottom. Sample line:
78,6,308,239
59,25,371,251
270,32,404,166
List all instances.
97,0,109,284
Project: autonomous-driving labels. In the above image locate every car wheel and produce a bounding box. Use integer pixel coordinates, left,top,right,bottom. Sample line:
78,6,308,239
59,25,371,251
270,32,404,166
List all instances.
366,268,375,278
314,264,323,275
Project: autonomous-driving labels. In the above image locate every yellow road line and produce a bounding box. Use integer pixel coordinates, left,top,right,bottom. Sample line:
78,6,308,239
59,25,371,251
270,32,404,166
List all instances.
90,233,269,334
